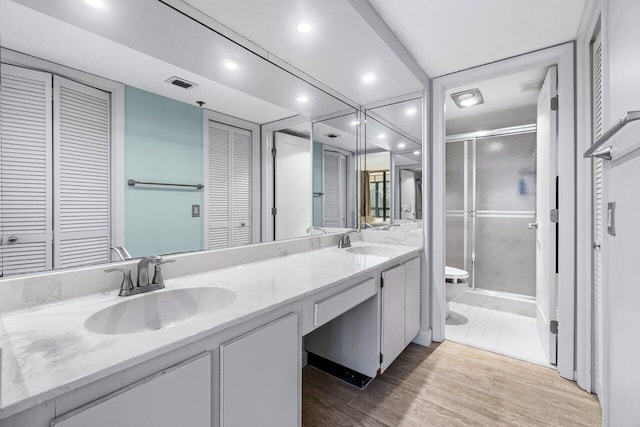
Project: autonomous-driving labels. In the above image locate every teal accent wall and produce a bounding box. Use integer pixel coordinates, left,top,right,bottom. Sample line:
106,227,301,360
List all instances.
125,86,203,257
312,141,323,226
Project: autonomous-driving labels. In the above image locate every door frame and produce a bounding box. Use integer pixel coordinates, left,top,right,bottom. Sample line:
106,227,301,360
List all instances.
431,43,576,379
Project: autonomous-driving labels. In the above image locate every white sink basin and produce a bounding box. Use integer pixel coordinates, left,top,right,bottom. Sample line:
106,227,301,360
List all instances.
85,287,236,335
346,246,392,257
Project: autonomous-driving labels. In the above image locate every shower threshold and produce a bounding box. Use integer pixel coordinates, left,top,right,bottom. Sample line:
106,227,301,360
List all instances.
454,288,536,317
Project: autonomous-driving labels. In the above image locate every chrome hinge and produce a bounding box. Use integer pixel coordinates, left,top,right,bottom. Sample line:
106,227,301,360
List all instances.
551,96,558,111
271,147,277,156
380,277,384,288
550,320,559,334
550,209,559,223
271,207,277,215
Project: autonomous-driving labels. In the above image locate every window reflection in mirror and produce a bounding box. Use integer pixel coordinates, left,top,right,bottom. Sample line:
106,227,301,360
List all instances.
361,97,423,228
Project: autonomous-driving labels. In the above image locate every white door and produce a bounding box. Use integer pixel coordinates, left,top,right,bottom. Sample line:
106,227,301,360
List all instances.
381,263,406,373
0,64,53,277
274,132,312,240
53,76,111,269
323,150,347,228
535,66,558,365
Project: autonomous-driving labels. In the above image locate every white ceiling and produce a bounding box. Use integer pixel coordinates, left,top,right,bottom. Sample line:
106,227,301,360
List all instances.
446,67,548,135
3,0,353,124
368,0,588,77
184,0,424,104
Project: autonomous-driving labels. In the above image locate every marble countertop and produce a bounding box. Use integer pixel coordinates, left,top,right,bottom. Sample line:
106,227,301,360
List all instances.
0,241,421,418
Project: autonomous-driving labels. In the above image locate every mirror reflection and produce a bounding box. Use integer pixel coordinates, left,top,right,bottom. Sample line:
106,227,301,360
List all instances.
361,97,423,227
0,0,356,277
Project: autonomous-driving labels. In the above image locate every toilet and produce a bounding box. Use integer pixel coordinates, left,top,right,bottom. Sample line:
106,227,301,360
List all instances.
445,266,469,318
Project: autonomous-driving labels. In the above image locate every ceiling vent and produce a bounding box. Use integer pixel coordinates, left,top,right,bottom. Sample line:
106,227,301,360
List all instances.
165,76,198,90
325,133,341,139
519,78,544,93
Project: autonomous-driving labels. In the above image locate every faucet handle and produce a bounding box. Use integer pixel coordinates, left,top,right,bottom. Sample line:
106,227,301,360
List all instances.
151,259,175,285
105,268,135,297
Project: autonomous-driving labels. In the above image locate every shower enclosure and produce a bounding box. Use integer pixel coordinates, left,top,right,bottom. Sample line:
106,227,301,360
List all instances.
446,125,537,298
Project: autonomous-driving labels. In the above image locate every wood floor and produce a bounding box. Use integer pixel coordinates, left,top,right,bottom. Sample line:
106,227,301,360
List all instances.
302,341,601,426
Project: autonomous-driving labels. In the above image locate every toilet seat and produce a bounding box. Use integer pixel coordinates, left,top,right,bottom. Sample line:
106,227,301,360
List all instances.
445,266,469,284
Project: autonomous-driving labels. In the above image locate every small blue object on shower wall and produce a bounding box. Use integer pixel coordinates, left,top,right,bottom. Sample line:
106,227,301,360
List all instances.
124,86,204,257
518,178,528,195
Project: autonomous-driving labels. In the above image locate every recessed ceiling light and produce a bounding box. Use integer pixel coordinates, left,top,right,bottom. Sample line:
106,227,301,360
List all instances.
350,120,360,126
223,59,238,70
451,88,484,108
398,142,406,149
84,0,109,9
414,150,421,155
361,72,377,83
405,107,417,116
377,133,386,139
296,95,309,103
296,19,314,33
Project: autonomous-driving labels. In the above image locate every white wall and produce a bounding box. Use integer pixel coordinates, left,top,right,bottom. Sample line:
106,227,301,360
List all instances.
601,0,640,424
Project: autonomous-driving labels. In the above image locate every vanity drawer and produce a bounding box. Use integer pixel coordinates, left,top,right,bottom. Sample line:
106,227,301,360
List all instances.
314,278,376,328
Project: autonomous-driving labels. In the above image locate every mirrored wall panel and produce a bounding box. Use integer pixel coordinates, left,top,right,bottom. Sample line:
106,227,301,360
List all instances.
0,0,356,277
361,97,422,227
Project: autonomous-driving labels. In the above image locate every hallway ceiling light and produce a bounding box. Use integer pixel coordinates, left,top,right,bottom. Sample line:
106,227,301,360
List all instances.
398,142,406,148
361,72,377,83
84,0,109,9
377,133,386,139
295,19,314,34
451,88,484,108
350,120,360,126
223,59,238,70
405,107,417,116
296,95,309,103
414,150,420,155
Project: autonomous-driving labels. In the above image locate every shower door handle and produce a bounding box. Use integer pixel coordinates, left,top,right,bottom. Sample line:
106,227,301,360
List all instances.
528,222,539,230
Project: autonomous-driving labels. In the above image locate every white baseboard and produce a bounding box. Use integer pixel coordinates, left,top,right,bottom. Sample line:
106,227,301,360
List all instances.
412,328,432,347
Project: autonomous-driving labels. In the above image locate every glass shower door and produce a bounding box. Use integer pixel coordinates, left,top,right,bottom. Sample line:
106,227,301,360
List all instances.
445,140,467,271
473,133,537,296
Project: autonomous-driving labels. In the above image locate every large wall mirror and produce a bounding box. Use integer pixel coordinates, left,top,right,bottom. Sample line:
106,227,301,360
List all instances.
0,0,357,277
361,97,423,227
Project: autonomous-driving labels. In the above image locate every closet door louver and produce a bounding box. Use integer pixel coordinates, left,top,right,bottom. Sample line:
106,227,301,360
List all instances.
207,124,231,249
205,121,252,249
53,76,111,269
0,64,53,277
591,30,604,397
323,151,347,228
231,129,252,247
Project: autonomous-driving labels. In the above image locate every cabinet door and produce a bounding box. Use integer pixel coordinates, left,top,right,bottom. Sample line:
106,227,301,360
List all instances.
381,264,406,373
51,353,211,427
404,257,421,346
220,313,299,427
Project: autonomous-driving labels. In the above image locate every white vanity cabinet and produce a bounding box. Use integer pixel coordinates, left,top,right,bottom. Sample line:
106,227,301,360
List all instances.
51,353,211,427
380,256,421,373
220,313,299,427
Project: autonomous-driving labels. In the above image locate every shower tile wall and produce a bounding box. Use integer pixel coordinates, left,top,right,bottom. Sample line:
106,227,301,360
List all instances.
446,132,537,297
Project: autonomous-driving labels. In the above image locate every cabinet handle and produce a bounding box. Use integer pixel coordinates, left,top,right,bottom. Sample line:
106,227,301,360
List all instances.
7,236,18,243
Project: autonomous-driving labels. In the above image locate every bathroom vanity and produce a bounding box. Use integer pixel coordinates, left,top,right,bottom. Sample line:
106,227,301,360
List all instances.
0,237,422,427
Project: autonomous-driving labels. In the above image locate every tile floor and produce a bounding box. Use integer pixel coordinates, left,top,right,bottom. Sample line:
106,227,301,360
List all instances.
445,301,550,367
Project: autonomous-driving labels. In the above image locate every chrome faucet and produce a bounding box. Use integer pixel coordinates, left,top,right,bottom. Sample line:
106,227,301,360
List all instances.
338,230,360,248
307,226,330,234
105,255,174,297
382,223,401,231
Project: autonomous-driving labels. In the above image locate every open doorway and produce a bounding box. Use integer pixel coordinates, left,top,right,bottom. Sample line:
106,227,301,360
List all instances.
442,66,558,367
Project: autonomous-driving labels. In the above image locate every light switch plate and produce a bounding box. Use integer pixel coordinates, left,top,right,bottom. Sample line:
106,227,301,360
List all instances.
607,202,616,236
192,204,200,218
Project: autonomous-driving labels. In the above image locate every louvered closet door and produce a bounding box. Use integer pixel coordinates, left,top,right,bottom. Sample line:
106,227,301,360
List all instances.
323,151,347,227
591,29,604,397
206,123,231,249
0,64,53,277
53,76,111,269
206,121,252,249
231,129,252,247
